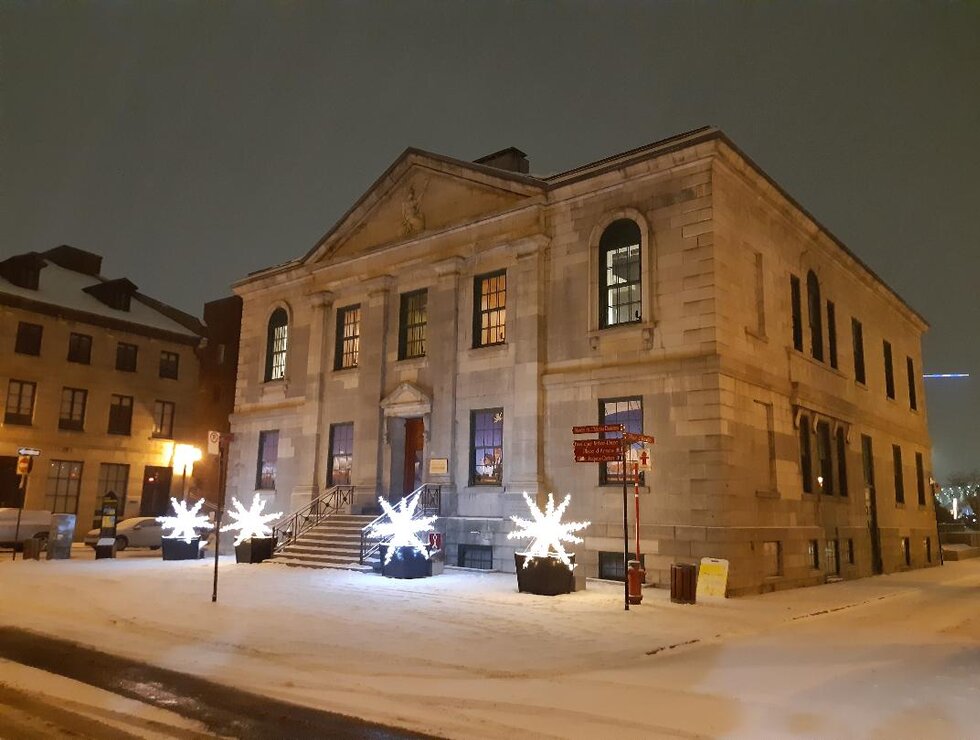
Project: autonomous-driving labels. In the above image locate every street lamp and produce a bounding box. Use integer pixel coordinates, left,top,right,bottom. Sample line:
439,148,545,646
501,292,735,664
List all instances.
172,443,202,503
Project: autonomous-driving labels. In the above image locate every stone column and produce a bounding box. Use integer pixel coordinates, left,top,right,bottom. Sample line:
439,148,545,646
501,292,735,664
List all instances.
304,290,334,500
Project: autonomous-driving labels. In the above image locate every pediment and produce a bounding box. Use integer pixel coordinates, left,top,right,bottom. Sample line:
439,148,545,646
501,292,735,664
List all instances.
381,382,432,417
305,151,543,265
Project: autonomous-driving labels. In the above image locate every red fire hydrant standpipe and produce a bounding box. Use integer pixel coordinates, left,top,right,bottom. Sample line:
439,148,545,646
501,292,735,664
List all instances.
628,461,645,604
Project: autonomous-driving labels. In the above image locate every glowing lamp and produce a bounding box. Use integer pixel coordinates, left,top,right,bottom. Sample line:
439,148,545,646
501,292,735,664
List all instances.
369,496,438,564
508,492,590,571
172,444,203,474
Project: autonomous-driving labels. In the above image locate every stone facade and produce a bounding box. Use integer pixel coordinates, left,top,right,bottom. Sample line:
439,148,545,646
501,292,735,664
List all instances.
0,246,212,538
228,127,936,594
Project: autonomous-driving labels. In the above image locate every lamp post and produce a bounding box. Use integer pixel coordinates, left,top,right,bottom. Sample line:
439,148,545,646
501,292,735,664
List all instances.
172,443,202,503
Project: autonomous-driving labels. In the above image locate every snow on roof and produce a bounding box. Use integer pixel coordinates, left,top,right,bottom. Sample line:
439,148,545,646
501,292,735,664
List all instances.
0,260,200,338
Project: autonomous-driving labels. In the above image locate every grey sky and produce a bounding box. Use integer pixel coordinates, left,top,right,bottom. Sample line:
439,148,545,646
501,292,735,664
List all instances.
3,1,978,477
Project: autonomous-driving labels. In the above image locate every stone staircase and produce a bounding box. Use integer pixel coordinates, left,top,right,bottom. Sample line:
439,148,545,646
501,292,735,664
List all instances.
268,514,379,571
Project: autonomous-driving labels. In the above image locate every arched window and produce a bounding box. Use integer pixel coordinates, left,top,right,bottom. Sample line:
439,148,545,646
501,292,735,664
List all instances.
264,308,288,381
599,219,642,328
806,270,823,361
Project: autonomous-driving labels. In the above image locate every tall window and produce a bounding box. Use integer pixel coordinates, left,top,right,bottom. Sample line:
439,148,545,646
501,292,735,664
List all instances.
827,301,838,369
852,318,866,384
398,290,427,360
265,308,288,381
159,351,179,380
915,451,926,506
816,420,833,494
599,397,643,485
790,275,803,351
327,422,354,486
893,444,904,504
256,430,279,490
753,252,766,336
799,414,813,493
836,427,849,497
152,400,175,439
806,271,823,361
4,379,36,425
334,305,361,370
473,270,506,347
67,332,92,364
470,408,503,485
58,387,87,431
15,322,42,356
116,342,138,372
883,340,895,399
599,219,642,327
46,460,83,514
107,394,133,435
97,463,130,519
907,357,918,411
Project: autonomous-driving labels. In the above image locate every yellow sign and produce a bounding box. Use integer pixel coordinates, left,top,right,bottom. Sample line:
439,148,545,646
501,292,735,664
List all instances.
428,458,449,475
696,557,729,599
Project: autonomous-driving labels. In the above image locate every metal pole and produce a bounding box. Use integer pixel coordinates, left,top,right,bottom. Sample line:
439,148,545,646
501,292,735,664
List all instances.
12,473,27,561
181,465,189,504
634,461,641,561
212,437,228,603
621,427,629,612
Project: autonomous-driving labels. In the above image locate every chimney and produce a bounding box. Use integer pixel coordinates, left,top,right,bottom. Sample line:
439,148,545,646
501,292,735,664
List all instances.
473,147,530,174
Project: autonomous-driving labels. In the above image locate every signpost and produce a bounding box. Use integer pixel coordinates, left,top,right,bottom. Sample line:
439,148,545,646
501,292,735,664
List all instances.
212,432,233,603
10,448,38,561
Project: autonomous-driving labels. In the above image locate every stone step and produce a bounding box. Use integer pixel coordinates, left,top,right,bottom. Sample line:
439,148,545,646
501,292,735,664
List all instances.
267,556,375,572
270,551,376,567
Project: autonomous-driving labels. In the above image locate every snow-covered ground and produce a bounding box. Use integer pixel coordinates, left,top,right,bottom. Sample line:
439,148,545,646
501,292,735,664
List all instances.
1,552,979,739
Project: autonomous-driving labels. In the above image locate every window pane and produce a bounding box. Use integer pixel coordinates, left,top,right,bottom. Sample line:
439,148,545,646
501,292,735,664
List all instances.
599,397,642,484
470,409,503,485
474,271,506,347
399,290,427,359
335,306,361,369
256,430,279,490
328,423,354,486
45,460,83,514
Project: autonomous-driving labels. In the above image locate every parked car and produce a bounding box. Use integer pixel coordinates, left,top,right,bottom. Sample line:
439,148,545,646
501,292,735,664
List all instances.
0,508,51,548
85,517,164,551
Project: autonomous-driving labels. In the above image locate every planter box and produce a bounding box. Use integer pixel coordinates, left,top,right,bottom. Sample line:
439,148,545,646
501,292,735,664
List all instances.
379,545,431,579
514,553,576,595
235,537,275,564
162,537,201,561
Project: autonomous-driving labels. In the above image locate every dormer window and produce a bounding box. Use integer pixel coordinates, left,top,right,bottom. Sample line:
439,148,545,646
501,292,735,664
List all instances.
0,254,45,290
83,278,137,312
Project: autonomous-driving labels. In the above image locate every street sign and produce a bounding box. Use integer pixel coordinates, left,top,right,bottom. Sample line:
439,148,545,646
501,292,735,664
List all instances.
572,424,623,434
573,439,622,451
208,431,221,456
622,432,656,444
574,452,622,463
16,456,32,475
637,446,652,471
17,447,40,457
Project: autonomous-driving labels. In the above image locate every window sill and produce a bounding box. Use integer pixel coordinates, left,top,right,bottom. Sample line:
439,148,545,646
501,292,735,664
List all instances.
107,431,132,437
396,356,427,369
333,365,360,374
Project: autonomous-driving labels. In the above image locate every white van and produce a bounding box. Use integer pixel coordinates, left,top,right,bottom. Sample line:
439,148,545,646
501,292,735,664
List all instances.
0,508,51,547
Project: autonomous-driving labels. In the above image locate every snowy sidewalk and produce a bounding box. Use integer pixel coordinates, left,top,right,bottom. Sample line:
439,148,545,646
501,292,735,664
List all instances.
1,557,979,738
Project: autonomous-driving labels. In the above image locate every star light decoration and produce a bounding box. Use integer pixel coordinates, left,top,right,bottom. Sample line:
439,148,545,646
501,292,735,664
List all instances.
220,494,283,546
508,492,590,571
369,496,438,564
157,498,212,543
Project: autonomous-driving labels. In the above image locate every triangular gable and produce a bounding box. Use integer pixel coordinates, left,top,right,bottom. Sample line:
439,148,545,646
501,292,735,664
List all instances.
381,382,431,417
304,149,545,265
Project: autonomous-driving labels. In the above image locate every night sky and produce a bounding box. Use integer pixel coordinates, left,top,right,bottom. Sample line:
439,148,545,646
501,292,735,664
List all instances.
3,2,978,478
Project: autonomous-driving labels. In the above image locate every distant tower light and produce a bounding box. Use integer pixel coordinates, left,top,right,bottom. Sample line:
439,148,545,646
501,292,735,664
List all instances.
922,373,970,379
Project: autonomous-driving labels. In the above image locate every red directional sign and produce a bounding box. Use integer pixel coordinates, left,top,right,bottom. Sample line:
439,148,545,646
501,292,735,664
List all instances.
622,432,656,444
574,451,622,463
572,424,623,434
573,439,622,451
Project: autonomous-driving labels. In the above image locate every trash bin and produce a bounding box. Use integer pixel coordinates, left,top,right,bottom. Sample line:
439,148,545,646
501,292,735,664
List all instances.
670,562,698,604
22,538,41,561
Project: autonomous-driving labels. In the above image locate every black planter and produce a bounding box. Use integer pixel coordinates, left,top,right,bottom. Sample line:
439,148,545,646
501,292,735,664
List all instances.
162,537,201,561
235,537,275,564
514,553,576,595
379,545,431,579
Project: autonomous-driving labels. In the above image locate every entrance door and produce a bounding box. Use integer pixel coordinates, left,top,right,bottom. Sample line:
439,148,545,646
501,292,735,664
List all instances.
139,466,173,517
861,435,883,575
402,418,425,497
0,457,21,508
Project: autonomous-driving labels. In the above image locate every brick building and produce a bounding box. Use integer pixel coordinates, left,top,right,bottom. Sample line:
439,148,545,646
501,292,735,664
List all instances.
227,127,936,594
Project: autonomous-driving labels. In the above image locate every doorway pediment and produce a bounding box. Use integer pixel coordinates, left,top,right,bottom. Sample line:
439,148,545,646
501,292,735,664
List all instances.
381,382,432,418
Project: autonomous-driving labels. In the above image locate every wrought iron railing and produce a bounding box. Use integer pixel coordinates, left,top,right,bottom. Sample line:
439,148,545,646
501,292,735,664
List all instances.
272,485,355,553
359,484,441,565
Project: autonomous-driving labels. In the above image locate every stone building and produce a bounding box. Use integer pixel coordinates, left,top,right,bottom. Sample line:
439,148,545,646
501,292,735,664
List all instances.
0,246,210,537
228,127,936,594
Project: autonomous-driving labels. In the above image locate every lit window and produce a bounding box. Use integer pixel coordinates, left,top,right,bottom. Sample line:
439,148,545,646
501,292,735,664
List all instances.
470,408,503,485
335,305,361,370
46,460,83,514
256,430,279,490
265,308,288,381
328,423,354,486
599,220,642,327
473,271,506,347
398,290,427,360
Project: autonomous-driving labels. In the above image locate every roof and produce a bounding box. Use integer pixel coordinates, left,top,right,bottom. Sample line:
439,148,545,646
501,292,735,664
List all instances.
0,248,203,341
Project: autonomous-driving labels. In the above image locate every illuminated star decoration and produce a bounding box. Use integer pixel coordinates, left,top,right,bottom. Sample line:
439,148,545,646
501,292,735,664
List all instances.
220,494,283,546
157,498,212,543
508,492,590,571
369,496,438,564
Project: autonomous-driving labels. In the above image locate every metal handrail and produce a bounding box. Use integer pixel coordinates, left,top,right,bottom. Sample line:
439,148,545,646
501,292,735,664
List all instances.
359,483,441,564
272,485,355,553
